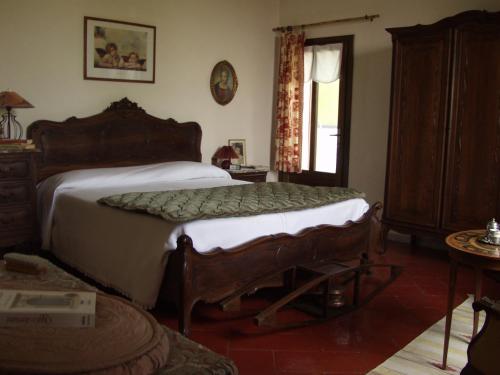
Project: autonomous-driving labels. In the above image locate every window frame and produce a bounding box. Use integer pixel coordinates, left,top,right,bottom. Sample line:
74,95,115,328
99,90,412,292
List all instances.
289,34,354,187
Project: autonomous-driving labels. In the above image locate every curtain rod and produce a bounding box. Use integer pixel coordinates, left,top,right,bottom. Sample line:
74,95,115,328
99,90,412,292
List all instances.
272,14,380,32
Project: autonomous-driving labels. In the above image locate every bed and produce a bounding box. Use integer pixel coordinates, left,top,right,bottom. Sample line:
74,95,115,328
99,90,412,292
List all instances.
28,98,382,336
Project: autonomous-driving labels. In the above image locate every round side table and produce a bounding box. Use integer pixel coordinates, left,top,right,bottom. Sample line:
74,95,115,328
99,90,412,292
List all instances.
442,230,500,370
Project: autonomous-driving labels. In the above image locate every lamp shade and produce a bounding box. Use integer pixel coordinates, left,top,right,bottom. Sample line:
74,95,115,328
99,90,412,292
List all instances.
0,91,34,109
214,145,239,159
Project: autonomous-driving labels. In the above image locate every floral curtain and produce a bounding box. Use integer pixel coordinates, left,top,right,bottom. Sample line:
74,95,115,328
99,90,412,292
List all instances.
274,31,305,173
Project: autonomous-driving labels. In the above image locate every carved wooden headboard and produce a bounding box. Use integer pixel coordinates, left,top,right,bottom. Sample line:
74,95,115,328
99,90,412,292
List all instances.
27,98,202,181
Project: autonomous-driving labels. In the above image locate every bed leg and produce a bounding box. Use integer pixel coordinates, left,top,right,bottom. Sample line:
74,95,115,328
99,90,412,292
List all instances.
176,235,196,337
179,300,194,337
353,268,361,306
370,202,384,254
284,268,297,291
361,252,371,276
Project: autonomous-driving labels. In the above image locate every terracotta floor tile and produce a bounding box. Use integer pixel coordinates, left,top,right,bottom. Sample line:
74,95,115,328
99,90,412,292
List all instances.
189,331,229,356
228,349,275,375
416,281,449,296
274,350,367,373
229,330,330,351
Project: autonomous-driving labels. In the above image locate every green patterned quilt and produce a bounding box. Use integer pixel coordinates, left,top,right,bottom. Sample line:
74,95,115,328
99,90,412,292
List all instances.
98,182,365,223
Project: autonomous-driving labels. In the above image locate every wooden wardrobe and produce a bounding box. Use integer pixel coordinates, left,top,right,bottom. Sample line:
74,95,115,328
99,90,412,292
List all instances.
383,10,500,240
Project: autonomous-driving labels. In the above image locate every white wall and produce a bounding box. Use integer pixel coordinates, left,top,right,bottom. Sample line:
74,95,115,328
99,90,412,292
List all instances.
0,0,279,166
279,0,500,203
4,1,498,195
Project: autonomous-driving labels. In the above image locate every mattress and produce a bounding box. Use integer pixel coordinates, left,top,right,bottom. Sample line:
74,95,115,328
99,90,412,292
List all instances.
37,161,369,308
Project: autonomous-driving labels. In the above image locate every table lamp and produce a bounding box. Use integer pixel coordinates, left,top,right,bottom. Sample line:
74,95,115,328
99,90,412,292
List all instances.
214,145,239,169
0,91,34,140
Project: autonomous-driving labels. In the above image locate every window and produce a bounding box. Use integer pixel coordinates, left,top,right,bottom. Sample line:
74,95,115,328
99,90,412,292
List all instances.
282,35,353,187
302,79,340,173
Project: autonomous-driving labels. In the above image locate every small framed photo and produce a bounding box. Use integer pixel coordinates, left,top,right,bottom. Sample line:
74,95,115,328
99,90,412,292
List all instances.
84,16,156,83
228,139,246,166
210,61,238,105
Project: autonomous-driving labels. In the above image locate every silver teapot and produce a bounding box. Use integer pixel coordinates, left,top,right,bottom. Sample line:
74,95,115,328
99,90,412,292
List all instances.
485,218,500,245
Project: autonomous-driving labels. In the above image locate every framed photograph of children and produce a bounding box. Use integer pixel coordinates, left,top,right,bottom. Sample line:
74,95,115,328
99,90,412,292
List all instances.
210,61,238,105
84,17,156,83
228,139,246,166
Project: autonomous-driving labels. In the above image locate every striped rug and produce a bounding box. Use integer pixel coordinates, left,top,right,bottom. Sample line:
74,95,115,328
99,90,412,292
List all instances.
367,296,485,375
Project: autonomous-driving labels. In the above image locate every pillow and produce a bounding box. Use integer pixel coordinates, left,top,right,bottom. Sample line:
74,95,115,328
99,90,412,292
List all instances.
38,161,230,192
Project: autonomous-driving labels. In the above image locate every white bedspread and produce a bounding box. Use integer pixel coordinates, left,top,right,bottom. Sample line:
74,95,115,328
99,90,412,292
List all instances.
38,161,369,308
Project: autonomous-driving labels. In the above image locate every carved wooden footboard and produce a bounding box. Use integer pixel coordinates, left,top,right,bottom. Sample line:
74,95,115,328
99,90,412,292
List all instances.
164,202,382,336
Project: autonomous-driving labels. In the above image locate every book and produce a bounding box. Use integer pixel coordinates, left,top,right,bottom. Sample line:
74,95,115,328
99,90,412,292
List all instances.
0,139,25,144
0,289,96,328
0,144,23,152
0,139,36,151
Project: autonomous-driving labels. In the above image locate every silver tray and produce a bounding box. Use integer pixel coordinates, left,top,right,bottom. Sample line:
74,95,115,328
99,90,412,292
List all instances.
478,235,500,246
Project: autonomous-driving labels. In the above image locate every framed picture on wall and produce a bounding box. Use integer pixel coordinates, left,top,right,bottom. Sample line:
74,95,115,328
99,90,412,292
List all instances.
84,17,156,83
229,139,246,166
210,61,238,105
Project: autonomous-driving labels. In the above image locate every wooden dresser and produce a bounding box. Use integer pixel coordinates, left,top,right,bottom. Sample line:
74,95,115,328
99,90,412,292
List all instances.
383,11,500,241
0,150,39,249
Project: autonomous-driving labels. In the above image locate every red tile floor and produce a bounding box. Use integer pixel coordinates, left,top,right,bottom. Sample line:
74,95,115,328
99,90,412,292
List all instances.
152,241,500,375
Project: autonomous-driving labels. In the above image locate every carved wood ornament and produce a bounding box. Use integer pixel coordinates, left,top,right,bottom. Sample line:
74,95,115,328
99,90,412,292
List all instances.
27,98,202,181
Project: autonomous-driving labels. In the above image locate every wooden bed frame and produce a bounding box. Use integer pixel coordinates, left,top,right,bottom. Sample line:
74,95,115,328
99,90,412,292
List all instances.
28,98,382,336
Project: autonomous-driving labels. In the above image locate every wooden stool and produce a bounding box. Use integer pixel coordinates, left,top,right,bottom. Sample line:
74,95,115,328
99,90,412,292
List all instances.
220,259,402,330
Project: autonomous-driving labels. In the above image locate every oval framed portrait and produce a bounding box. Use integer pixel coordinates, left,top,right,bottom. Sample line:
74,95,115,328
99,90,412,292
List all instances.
210,60,238,105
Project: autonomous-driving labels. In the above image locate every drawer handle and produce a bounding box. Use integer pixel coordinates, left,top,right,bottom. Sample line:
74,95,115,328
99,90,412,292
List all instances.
0,191,15,199
0,217,12,225
0,211,28,225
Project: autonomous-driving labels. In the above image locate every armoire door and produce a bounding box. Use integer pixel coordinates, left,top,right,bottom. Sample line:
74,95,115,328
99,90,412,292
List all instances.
384,30,452,229
442,22,500,231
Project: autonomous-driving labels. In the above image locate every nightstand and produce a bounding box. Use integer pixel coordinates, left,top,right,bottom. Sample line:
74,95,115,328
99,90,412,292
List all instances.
0,150,39,251
228,169,268,183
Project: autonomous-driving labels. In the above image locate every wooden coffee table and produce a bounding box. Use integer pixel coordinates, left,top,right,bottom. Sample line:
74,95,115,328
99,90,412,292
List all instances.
442,230,500,370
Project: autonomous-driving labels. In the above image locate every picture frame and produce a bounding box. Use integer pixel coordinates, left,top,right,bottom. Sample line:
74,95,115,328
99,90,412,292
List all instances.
210,61,238,105
84,16,156,83
228,139,246,166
